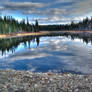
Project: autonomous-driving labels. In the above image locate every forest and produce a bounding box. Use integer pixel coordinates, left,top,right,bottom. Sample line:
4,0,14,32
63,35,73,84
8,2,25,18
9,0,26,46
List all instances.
0,16,92,34
0,16,39,34
40,17,92,31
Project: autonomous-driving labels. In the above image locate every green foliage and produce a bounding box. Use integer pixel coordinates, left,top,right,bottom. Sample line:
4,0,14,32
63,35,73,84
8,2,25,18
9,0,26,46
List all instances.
35,20,39,32
0,16,39,34
0,16,92,34
39,17,92,31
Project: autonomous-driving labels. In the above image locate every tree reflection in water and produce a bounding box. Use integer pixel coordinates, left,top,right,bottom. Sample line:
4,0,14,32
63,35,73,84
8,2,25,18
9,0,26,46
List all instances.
0,36,40,55
0,33,92,55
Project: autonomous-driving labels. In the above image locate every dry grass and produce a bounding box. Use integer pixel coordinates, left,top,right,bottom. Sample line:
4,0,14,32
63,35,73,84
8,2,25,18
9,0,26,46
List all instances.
0,31,50,38
0,31,92,38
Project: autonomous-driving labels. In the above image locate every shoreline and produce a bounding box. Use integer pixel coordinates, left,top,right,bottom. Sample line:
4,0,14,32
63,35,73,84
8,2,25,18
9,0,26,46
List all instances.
0,30,92,38
0,69,92,92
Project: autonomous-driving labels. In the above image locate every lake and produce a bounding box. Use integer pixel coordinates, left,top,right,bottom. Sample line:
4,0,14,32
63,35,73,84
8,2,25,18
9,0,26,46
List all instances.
0,34,92,74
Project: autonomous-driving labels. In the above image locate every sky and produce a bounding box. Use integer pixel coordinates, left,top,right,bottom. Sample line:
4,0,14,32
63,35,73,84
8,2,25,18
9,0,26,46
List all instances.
0,0,92,24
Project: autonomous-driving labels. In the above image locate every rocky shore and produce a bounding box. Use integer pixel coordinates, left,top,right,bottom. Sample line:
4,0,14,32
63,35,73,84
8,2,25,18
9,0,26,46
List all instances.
0,69,92,92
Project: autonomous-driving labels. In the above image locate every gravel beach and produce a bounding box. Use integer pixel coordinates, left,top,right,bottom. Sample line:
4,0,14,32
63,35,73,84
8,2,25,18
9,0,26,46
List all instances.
0,69,92,92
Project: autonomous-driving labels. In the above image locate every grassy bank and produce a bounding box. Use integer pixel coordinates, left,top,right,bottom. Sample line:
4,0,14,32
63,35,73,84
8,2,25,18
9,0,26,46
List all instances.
0,31,92,38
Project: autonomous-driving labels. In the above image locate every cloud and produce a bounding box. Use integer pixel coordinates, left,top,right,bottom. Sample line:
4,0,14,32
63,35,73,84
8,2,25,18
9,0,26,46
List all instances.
0,1,48,15
0,0,92,24
63,0,92,16
4,2,47,9
24,8,66,17
55,0,74,3
0,6,4,10
23,0,92,24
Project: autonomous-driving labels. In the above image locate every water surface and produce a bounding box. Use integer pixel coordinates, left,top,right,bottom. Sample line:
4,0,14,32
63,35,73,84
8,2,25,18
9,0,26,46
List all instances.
0,35,92,74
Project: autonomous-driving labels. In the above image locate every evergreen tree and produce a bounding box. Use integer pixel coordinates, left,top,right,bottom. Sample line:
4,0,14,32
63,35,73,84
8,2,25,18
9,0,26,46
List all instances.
35,20,39,32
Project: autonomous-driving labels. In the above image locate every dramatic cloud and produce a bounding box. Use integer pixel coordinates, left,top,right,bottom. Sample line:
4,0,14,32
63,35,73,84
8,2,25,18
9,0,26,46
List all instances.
4,2,47,9
24,8,66,15
0,0,92,24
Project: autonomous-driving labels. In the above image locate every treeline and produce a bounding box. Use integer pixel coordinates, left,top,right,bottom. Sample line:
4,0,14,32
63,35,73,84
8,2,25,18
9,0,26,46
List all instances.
0,16,92,34
39,17,92,31
0,16,39,34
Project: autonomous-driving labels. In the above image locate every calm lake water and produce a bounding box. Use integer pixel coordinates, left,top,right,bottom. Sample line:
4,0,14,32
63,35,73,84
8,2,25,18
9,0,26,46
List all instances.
0,34,92,74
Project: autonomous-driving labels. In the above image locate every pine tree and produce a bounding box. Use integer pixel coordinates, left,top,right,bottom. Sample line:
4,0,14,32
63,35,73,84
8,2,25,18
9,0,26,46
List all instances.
35,20,39,32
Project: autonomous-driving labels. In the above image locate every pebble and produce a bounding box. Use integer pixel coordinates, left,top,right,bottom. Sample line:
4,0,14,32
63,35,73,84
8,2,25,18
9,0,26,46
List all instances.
0,69,92,92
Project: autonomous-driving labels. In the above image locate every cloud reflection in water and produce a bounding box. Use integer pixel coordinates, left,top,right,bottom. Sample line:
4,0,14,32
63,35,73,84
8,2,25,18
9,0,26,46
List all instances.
0,36,92,74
